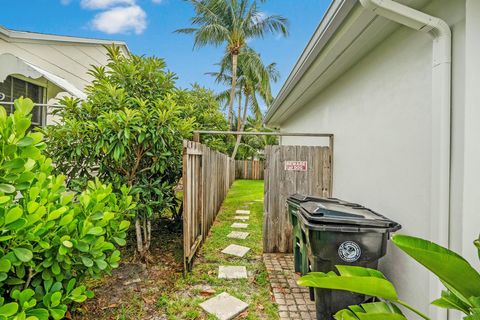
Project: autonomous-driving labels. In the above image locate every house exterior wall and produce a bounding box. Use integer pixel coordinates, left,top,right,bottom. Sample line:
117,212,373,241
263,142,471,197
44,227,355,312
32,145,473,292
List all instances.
0,35,128,125
276,0,467,317
0,37,125,91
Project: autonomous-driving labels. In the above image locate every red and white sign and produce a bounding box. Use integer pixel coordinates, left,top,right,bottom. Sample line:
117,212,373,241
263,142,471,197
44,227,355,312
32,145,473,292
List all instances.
284,161,308,172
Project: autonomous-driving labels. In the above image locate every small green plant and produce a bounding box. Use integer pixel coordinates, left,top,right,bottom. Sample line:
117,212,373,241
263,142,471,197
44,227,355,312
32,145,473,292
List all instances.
0,98,133,319
298,234,480,320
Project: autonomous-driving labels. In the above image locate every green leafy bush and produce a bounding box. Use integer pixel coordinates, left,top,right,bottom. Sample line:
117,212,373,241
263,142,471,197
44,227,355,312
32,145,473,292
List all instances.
298,235,480,320
44,46,194,258
0,98,133,319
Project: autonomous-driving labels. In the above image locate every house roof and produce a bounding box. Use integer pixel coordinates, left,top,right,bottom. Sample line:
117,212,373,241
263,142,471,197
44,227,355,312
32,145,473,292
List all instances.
265,0,429,126
0,25,129,53
0,25,131,93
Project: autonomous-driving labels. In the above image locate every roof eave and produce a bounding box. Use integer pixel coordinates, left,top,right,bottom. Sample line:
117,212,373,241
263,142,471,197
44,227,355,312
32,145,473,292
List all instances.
265,0,356,126
0,26,130,54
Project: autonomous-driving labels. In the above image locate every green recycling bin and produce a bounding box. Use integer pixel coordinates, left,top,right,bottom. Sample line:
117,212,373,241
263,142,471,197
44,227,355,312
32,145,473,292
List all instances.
286,198,309,274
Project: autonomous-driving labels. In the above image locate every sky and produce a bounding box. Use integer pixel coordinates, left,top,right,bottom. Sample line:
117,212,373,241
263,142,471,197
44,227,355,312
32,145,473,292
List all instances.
1,0,330,100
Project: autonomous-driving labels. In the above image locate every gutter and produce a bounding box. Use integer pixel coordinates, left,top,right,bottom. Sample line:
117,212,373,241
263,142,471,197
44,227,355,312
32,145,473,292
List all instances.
265,0,356,125
359,0,451,318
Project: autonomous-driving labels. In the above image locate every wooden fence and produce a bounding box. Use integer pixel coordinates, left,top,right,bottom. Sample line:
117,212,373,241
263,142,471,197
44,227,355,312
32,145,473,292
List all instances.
182,140,235,271
263,145,332,253
235,160,264,180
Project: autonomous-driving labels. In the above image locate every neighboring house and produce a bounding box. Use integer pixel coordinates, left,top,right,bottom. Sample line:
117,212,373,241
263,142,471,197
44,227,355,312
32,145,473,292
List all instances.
265,0,479,318
0,25,129,126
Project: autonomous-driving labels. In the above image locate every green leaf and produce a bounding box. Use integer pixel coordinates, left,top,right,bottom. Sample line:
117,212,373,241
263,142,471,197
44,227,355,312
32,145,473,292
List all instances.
17,137,34,147
298,272,398,301
119,220,130,231
334,302,407,320
0,196,10,204
0,259,11,273
62,240,73,248
81,256,94,268
113,237,126,246
0,184,15,194
392,234,480,299
0,302,18,316
87,227,104,235
5,207,23,225
13,248,33,262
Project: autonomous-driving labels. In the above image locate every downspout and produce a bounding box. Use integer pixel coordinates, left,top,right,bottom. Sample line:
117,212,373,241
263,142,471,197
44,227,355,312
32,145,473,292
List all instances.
358,0,451,319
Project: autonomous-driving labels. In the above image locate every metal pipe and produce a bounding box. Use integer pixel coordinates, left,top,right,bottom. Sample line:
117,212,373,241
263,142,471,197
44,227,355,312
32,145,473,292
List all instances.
193,130,333,137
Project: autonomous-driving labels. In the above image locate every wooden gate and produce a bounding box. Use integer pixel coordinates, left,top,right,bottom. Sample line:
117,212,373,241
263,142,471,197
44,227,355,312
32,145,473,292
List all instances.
263,145,332,253
182,140,235,271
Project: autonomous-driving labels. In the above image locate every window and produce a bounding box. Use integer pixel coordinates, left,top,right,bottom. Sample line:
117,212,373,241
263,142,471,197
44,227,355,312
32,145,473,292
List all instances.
0,76,46,126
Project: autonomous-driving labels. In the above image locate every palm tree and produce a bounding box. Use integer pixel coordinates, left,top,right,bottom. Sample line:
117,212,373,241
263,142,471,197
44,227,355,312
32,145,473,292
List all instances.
211,48,279,158
177,0,288,129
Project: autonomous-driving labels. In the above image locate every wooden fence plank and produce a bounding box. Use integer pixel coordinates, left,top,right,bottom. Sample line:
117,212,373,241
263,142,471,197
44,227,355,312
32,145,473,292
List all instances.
235,160,264,180
183,140,235,272
263,145,332,253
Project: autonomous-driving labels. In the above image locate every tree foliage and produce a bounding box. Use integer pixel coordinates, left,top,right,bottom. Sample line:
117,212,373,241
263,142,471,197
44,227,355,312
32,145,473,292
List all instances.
44,46,194,258
0,98,133,319
177,0,288,128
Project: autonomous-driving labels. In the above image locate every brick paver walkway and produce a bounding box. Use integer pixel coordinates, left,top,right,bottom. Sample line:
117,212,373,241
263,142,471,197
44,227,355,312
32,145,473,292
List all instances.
263,254,316,319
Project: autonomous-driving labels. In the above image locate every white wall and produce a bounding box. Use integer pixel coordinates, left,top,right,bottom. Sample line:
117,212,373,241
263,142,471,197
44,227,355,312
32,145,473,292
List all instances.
278,1,466,318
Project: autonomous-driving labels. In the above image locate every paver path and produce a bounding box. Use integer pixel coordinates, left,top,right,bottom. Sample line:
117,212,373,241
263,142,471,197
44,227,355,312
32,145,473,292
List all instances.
227,231,249,239
168,180,276,320
264,254,316,319
200,292,249,320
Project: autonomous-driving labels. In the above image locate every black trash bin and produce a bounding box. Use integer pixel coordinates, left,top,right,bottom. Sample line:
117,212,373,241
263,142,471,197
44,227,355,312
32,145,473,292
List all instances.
287,194,401,320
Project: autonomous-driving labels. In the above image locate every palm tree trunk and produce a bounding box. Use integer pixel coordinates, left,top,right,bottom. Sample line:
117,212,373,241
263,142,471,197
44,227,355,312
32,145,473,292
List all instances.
231,93,249,159
228,53,238,129
237,92,242,131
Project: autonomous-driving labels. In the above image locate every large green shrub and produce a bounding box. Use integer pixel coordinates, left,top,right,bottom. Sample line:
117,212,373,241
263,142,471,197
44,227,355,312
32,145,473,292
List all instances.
44,47,194,258
0,98,133,319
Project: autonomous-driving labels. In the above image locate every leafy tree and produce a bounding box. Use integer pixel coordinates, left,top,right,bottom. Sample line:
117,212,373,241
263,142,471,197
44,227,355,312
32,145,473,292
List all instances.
0,98,133,319
176,84,233,154
45,47,194,259
177,0,288,129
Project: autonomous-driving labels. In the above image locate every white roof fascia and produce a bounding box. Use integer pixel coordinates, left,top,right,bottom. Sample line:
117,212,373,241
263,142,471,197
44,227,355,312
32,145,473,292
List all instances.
0,26,130,54
265,0,357,125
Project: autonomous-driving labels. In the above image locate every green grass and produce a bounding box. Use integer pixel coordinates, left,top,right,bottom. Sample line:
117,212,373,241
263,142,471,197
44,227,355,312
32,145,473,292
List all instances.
160,180,278,320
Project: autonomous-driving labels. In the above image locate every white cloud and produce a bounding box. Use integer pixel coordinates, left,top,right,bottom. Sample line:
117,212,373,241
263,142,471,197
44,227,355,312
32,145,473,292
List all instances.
81,0,135,9
91,5,147,34
60,0,71,5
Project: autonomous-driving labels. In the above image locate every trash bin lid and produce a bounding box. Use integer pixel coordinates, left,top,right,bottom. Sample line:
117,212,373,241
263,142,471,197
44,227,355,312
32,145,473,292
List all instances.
290,194,399,229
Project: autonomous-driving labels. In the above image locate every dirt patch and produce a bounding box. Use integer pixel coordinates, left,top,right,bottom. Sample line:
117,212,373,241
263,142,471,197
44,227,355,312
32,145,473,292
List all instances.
73,219,184,320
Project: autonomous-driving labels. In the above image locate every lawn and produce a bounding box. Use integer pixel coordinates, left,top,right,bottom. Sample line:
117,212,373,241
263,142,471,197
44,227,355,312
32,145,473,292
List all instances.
160,179,278,320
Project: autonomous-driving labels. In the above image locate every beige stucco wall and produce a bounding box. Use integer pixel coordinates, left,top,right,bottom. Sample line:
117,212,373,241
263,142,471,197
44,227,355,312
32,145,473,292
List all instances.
277,1,469,318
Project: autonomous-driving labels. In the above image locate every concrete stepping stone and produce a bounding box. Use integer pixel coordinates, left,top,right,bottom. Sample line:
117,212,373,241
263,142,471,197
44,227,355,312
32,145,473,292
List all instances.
231,222,248,229
199,292,248,320
234,215,249,220
227,231,249,239
218,266,248,279
236,210,250,215
222,244,250,257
